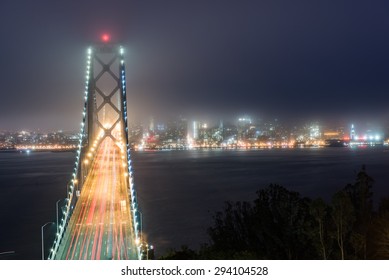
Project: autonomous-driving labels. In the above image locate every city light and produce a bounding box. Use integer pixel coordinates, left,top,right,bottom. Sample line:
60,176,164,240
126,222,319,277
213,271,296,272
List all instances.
121,117,388,151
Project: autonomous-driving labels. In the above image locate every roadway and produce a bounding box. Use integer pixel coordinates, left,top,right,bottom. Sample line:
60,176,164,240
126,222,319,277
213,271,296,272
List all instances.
55,136,137,260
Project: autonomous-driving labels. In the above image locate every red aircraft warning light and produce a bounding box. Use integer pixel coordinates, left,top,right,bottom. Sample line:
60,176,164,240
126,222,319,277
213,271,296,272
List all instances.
101,33,110,43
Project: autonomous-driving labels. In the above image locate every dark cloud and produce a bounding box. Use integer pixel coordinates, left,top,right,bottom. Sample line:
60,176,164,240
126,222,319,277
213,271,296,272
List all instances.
1,0,389,130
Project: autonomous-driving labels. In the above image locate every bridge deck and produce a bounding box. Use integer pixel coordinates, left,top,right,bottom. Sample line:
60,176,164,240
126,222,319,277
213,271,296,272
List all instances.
55,137,137,260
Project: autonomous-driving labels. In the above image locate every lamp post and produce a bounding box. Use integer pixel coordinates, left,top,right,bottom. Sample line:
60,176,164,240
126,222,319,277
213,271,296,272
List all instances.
55,199,62,234
138,210,143,242
41,222,54,260
66,181,71,198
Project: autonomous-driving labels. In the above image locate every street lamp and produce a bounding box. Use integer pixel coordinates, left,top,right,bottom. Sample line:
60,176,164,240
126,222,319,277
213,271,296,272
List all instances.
138,210,143,242
55,199,62,234
41,222,54,260
66,181,72,197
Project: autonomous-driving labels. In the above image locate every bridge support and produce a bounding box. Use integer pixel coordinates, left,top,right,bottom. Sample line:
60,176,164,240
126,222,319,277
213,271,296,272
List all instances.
47,43,141,260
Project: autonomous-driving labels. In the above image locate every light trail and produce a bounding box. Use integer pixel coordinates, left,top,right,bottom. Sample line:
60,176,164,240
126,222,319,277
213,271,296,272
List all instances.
55,136,137,260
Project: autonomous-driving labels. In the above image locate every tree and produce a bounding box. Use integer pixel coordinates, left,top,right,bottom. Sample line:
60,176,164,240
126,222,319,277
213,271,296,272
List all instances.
161,167,380,260
344,165,374,259
207,184,317,259
159,245,199,260
207,200,254,258
369,197,389,259
331,190,355,259
310,198,331,259
252,185,315,259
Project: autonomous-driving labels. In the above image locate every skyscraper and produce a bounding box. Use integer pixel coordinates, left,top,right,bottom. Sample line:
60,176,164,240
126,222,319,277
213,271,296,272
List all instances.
350,124,356,140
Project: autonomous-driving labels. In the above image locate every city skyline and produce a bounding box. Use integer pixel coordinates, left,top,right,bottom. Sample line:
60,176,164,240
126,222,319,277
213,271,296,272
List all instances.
1,115,386,152
1,1,389,131
0,114,384,135
0,106,387,136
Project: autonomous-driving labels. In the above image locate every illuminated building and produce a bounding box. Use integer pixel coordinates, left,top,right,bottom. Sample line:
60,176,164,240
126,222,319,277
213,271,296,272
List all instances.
237,116,252,141
309,124,321,140
323,131,341,140
192,121,200,140
149,116,155,133
350,124,356,140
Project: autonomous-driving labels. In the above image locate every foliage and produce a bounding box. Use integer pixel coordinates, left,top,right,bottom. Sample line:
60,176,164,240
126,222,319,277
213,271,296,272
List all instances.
159,245,199,260
161,165,389,260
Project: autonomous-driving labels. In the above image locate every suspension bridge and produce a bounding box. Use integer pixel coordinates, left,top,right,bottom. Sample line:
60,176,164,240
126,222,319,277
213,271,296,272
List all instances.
45,38,144,260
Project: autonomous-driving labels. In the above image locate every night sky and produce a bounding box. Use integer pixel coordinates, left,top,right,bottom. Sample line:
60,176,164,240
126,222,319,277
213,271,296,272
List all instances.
1,0,389,131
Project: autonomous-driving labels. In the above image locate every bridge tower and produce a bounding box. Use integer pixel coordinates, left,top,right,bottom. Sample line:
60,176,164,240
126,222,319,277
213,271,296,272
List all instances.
80,43,128,187
47,39,142,260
